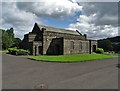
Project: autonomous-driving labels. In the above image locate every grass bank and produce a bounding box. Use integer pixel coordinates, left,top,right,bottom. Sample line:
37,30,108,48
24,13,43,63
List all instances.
0,50,8,52
29,54,117,63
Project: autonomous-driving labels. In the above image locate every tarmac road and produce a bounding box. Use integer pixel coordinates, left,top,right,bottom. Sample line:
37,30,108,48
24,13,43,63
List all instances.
2,53,118,89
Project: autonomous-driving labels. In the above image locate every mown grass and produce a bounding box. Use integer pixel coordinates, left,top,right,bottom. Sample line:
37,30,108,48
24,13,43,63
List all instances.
29,54,117,63
0,50,8,52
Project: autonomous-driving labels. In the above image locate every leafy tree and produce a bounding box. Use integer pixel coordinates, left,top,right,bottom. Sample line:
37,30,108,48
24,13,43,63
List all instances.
98,36,120,53
1,28,22,50
2,31,10,49
12,38,22,48
2,28,15,49
112,43,120,53
0,29,2,50
98,39,113,51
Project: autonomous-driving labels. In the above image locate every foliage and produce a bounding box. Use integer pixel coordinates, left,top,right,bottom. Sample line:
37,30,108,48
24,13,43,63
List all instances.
112,43,120,53
0,29,2,50
104,51,115,55
8,47,18,55
29,54,117,63
96,48,104,54
0,50,8,52
17,49,29,55
98,39,113,52
12,38,22,48
98,36,120,53
1,28,22,50
8,47,29,55
107,36,120,42
2,28,15,49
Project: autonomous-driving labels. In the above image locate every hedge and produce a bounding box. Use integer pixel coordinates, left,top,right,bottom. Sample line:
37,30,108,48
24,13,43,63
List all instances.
8,47,29,55
96,48,104,54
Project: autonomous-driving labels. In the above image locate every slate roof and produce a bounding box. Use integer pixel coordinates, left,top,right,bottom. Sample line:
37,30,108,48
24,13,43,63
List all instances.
38,24,82,36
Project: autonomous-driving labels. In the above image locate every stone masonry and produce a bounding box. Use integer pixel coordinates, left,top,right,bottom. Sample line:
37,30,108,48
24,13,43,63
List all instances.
21,23,97,55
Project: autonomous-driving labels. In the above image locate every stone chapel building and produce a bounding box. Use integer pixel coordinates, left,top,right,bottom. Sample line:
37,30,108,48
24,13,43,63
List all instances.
21,23,97,55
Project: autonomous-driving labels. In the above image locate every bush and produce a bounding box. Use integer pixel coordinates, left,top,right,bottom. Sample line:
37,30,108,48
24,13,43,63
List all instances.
8,47,29,55
8,47,18,55
108,51,115,54
96,48,104,54
104,51,115,55
17,49,29,55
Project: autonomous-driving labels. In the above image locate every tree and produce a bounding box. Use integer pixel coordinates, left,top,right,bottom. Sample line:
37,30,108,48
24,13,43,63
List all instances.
2,28,15,49
98,39,113,51
0,29,2,50
12,38,22,48
112,43,120,53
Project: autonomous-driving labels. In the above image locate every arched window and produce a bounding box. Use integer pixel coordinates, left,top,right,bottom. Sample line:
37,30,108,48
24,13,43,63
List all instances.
70,41,74,49
79,42,82,50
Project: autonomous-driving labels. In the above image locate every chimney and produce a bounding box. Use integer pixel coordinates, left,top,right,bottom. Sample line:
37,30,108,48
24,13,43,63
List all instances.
41,28,46,33
84,34,87,38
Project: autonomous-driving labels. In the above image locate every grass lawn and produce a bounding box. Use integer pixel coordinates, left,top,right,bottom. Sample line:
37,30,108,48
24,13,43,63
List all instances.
0,50,8,52
29,54,117,63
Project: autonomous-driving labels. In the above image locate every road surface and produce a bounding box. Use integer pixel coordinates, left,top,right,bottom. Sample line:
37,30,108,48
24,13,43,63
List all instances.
2,53,118,89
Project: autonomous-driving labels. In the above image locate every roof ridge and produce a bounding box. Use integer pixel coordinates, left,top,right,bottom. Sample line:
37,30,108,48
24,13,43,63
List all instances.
38,24,76,32
36,23,83,36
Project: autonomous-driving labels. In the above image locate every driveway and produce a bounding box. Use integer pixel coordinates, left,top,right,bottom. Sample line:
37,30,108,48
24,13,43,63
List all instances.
2,53,118,89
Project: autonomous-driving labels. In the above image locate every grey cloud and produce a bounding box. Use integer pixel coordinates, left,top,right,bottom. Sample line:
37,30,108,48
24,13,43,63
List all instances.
2,1,82,39
2,2,40,38
2,1,118,40
16,1,82,18
68,2,118,39
80,2,118,27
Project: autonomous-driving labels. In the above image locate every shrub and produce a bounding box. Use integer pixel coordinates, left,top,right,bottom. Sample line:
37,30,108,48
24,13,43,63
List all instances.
8,47,18,55
96,48,104,54
17,49,29,55
104,51,115,55
8,47,29,55
108,51,115,54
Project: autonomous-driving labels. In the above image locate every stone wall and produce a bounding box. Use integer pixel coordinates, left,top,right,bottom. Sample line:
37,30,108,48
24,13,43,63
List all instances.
21,23,98,55
32,41,42,55
28,34,36,42
43,31,86,40
89,40,98,53
43,34,63,55
64,39,89,54
42,31,91,55
21,24,43,55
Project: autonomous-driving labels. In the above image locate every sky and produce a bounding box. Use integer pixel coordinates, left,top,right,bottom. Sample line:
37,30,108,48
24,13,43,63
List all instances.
0,0,118,40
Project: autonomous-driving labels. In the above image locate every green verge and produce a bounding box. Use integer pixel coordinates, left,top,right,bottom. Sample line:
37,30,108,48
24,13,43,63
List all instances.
28,54,117,63
0,50,8,52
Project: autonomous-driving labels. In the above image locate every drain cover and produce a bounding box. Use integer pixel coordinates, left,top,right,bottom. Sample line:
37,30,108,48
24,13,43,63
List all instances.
33,83,48,90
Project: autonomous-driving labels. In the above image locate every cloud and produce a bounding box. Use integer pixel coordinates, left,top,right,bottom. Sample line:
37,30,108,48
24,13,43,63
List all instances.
68,2,118,39
2,1,82,39
1,2,118,40
16,0,82,18
2,2,40,38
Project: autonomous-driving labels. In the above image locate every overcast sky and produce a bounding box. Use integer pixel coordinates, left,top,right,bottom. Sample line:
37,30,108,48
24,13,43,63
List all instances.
1,1,118,40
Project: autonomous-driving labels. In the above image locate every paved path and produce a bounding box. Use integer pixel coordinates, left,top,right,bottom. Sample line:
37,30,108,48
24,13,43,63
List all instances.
2,53,118,89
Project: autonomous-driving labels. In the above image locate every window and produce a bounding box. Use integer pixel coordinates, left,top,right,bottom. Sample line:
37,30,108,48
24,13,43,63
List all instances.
86,42,88,49
79,42,82,50
70,41,74,49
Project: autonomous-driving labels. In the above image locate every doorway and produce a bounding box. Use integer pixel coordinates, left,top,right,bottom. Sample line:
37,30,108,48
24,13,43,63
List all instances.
39,46,43,55
92,45,96,52
56,45,60,55
35,46,37,56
